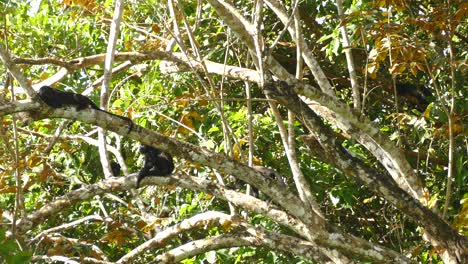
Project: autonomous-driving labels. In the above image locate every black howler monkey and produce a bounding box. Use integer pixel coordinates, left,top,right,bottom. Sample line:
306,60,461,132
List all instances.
136,144,174,188
37,86,133,132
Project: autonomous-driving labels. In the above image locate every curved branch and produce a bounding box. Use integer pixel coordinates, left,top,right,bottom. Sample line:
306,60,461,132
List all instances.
150,232,319,264
13,51,186,72
117,211,328,263
152,234,262,263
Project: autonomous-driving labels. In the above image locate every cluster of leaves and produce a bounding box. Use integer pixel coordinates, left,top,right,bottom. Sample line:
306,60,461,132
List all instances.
0,227,32,264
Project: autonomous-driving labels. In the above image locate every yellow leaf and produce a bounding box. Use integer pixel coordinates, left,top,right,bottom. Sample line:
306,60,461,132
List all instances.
135,219,147,230
126,106,134,120
39,165,53,182
427,194,438,209
40,72,49,81
101,230,127,246
124,40,133,50
175,95,190,107
188,111,203,121
423,103,433,119
410,65,418,76
62,0,71,7
178,115,195,135
28,155,42,167
0,186,17,194
232,144,242,161
453,198,468,234
152,24,161,33
390,63,406,74
220,219,233,231
453,123,464,135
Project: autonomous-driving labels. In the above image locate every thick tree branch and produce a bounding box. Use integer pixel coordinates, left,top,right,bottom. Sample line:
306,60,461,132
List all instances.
264,80,467,259
117,211,328,263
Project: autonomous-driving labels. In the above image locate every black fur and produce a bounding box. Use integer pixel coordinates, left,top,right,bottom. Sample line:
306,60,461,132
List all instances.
37,86,133,132
136,144,174,188
110,161,121,177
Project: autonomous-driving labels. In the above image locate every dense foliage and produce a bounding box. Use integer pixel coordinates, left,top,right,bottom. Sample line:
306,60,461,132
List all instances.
0,0,466,263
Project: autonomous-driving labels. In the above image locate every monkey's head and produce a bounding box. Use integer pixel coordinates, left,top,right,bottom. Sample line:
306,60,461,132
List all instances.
38,86,53,96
